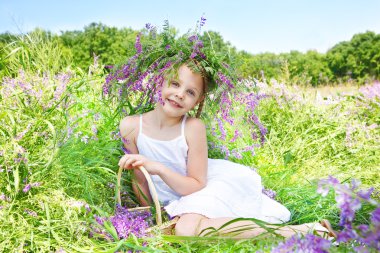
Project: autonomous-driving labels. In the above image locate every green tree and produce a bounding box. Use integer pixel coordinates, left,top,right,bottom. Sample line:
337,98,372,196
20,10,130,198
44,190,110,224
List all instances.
327,31,380,83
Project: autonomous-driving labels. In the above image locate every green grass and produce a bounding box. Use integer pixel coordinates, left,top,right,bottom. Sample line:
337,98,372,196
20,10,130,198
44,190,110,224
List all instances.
0,34,379,252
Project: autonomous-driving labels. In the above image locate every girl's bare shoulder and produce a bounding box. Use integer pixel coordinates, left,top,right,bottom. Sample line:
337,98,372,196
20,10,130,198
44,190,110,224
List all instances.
185,116,206,136
119,114,140,139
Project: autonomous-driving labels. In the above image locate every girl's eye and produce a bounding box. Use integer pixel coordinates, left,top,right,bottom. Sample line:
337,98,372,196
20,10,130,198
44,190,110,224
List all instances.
187,90,195,96
171,82,179,87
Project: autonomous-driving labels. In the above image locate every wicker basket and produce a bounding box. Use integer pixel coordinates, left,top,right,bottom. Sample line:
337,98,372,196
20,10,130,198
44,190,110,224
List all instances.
117,165,179,235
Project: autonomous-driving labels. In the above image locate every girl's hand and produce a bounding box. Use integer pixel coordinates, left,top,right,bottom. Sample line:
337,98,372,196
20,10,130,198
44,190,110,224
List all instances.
118,154,161,175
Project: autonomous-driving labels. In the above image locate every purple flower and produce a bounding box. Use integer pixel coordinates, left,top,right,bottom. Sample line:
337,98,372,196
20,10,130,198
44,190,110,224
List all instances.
81,135,89,144
231,149,242,159
318,176,380,250
272,234,331,253
217,72,234,89
23,184,31,193
262,187,277,200
145,23,153,30
229,130,240,143
0,194,10,202
93,205,152,240
188,35,198,42
24,209,38,217
371,207,380,225
135,33,142,54
359,81,380,100
216,118,226,140
200,16,207,27
31,182,41,187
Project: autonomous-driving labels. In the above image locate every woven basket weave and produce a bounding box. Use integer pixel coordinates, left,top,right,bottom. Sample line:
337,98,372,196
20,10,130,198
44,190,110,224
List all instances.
117,166,178,235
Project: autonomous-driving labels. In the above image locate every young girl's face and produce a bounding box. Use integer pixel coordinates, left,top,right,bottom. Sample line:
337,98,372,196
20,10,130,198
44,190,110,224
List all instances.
160,64,204,117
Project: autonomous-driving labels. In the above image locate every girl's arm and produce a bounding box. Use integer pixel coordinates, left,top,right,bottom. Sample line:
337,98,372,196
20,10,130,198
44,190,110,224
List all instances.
156,118,208,196
120,117,208,196
119,116,153,206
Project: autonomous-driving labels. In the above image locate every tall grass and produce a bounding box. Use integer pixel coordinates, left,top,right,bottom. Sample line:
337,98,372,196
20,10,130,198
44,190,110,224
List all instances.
0,33,379,252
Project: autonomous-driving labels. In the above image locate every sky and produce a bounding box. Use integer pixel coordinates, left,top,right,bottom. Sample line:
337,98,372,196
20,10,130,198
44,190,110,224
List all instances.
1,0,380,54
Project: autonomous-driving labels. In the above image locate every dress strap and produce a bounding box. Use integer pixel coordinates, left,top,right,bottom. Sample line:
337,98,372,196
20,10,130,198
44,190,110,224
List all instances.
181,115,187,136
139,114,143,134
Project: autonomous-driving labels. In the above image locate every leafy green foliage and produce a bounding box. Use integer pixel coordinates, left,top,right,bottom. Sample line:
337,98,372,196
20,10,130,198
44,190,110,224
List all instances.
2,24,378,86
327,31,380,83
0,23,379,253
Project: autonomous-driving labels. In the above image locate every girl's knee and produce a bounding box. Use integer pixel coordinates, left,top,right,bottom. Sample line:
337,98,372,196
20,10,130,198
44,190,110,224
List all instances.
175,214,207,236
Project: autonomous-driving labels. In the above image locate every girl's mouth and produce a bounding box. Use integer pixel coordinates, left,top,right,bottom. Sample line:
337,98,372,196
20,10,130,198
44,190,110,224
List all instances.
167,99,183,108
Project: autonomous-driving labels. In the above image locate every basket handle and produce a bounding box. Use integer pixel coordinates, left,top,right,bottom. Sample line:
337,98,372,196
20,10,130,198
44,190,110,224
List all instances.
117,166,162,225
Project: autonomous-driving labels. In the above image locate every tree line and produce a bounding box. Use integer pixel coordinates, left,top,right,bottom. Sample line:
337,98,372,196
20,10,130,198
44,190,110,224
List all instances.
1,22,379,86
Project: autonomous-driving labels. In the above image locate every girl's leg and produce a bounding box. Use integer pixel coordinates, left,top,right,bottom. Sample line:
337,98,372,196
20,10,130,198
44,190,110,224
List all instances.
198,217,330,239
175,213,208,236
176,215,331,239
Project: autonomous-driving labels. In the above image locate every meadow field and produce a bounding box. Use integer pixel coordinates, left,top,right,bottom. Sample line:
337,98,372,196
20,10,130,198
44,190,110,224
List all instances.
0,35,379,252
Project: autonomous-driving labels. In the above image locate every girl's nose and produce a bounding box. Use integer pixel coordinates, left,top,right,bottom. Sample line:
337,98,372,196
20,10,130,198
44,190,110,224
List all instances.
175,90,185,99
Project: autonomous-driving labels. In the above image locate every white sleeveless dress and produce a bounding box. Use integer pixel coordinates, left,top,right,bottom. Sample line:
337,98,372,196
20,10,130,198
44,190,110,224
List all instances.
137,114,291,224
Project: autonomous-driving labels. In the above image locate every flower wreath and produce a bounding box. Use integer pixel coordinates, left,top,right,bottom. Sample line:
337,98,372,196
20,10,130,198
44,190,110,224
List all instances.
103,17,245,118
104,17,268,158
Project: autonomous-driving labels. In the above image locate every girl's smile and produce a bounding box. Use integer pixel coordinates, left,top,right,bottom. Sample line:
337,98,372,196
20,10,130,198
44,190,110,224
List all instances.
166,98,184,108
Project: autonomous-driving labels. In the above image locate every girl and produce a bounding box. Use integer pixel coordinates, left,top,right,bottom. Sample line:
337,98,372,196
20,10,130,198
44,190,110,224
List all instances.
117,62,335,239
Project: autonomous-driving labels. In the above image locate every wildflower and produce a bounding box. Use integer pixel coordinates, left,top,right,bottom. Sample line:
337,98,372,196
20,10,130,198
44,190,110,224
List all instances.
135,33,142,54
216,118,226,140
230,130,241,143
23,184,31,193
272,234,331,253
24,209,38,217
81,135,89,144
231,149,242,159
91,125,98,135
15,123,32,141
92,205,152,240
0,193,11,202
200,16,207,27
262,188,277,200
318,176,380,250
